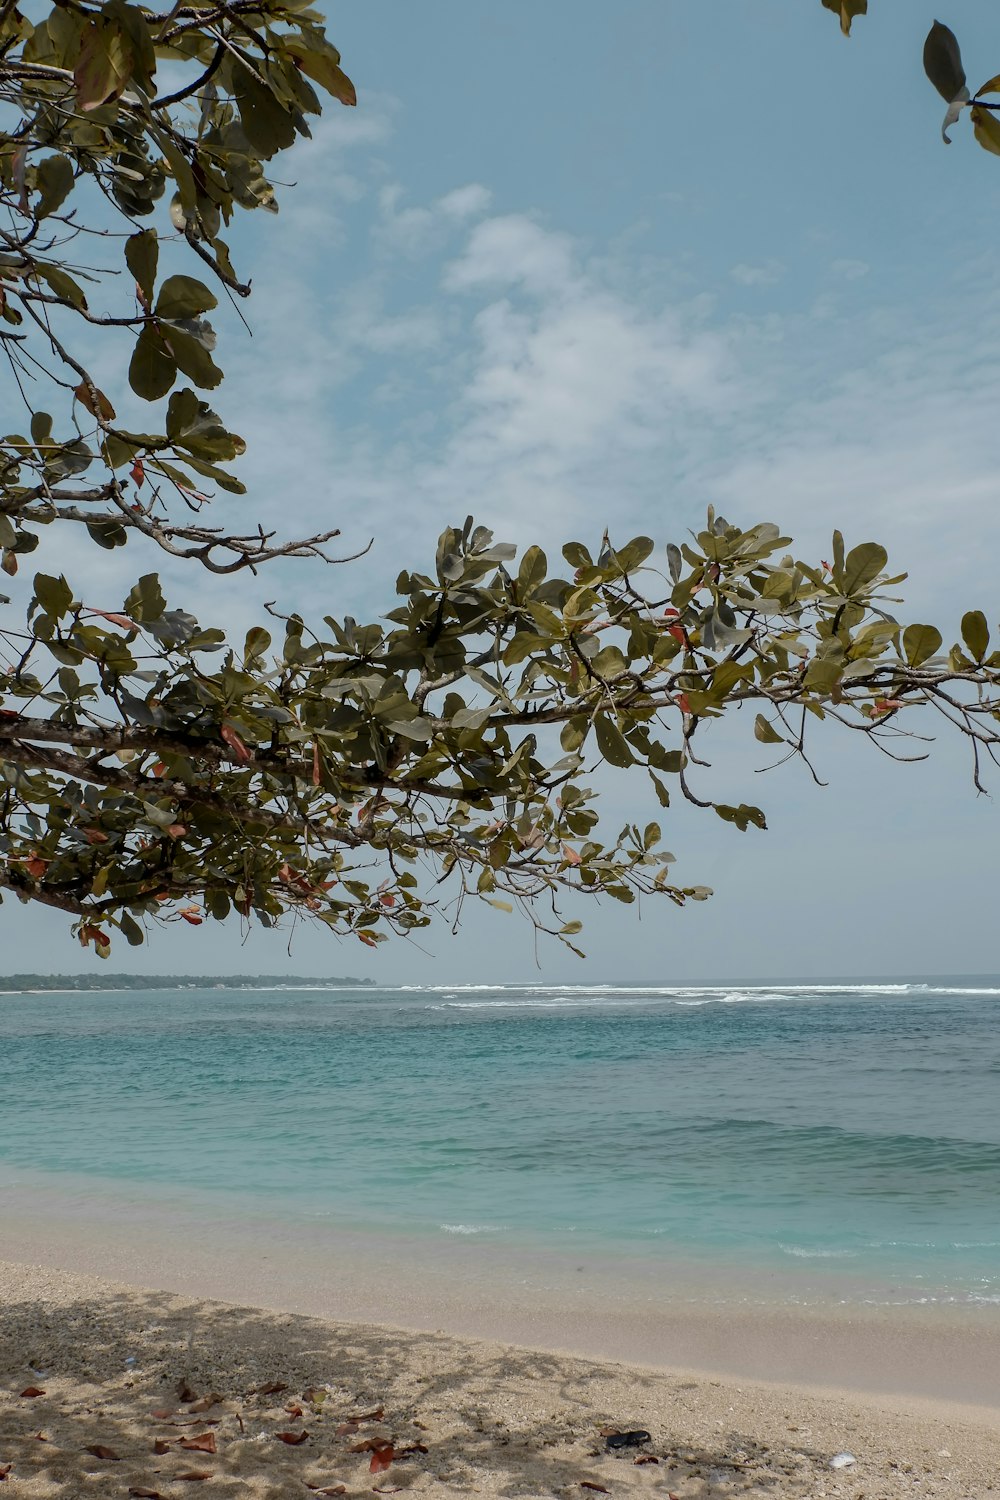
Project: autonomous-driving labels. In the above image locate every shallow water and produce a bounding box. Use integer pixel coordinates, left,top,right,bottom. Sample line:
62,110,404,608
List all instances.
2,978,999,1308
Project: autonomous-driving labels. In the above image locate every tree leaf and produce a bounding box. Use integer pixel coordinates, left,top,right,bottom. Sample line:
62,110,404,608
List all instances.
902,623,943,667
971,105,1000,155
155,275,219,319
753,713,783,744
74,17,133,111
129,326,177,401
923,20,967,102
923,21,970,142
33,572,73,619
34,155,74,218
841,542,887,596
284,38,357,105
125,230,158,305
74,383,116,422
961,610,989,662
594,714,634,768
821,0,867,35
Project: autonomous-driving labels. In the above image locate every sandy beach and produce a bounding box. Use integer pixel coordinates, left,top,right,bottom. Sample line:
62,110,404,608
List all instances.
1,1258,998,1499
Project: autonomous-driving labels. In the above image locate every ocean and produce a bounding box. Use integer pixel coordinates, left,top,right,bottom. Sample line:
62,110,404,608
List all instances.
2,978,999,1311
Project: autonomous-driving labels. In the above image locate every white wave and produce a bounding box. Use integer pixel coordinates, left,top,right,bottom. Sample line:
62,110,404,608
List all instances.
439,1223,505,1235
779,1244,857,1259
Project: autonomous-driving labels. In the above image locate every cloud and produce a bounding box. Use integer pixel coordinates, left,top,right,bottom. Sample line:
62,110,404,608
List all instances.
730,260,784,287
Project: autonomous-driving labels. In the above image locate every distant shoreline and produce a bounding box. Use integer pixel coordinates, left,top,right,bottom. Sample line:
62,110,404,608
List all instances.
0,973,374,992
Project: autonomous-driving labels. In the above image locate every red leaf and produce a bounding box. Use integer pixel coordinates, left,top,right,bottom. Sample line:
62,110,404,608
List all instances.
153,1439,171,1455
178,1433,216,1454
82,827,109,844
370,1445,394,1474
175,1472,212,1482
131,458,145,488
23,856,48,878
668,624,686,644
19,1387,45,1398
220,723,252,763
379,891,396,907
284,1403,304,1419
580,1486,609,1494
676,693,691,715
356,930,378,948
561,843,581,866
179,907,203,925
129,1489,163,1499
0,1467,12,1482
152,762,167,778
276,1430,309,1445
166,824,187,839
634,1454,659,1464
150,1410,175,1420
257,1382,288,1395
30,1432,48,1442
87,609,136,631
84,1444,121,1460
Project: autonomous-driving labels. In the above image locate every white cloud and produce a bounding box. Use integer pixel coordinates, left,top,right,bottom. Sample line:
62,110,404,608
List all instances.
443,214,581,297
438,184,493,220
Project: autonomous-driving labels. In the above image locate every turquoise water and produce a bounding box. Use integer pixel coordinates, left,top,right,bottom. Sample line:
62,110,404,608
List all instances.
2,979,999,1307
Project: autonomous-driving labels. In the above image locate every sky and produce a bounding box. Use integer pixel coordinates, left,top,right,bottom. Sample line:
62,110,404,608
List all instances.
6,0,1000,982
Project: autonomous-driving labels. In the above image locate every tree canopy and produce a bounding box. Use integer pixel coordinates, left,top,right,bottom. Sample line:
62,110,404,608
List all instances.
2,2,1000,959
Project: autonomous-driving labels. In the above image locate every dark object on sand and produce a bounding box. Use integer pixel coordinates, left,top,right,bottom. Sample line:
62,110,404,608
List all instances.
606,1429,651,1450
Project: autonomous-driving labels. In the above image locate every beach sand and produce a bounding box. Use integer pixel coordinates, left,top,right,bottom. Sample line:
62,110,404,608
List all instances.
1,1259,998,1499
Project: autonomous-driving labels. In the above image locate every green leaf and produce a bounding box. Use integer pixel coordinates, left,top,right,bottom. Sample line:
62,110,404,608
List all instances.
615,536,655,572
34,155,74,218
119,911,145,946
594,714,634,768
163,325,223,389
284,36,357,105
903,623,943,667
649,772,671,809
232,66,298,159
961,610,989,662
559,716,588,753
155,275,218,319
87,519,129,549
124,573,166,623
33,572,73,619
715,802,767,832
841,542,887,596
125,229,158,304
517,544,547,590
34,264,87,311
129,325,177,401
753,713,783,744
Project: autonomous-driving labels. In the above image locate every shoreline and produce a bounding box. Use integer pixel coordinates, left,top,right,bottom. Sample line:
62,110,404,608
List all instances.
3,1181,1000,1410
1,1259,998,1499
